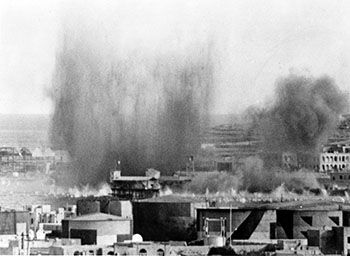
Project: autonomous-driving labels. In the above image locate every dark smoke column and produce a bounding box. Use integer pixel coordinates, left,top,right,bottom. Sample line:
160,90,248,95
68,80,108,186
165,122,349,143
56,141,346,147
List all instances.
260,74,348,154
49,29,214,186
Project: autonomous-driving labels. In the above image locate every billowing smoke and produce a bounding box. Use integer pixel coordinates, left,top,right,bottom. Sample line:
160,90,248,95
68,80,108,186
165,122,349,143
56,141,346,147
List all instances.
189,74,348,196
246,74,348,154
185,157,321,194
50,16,214,186
184,171,241,194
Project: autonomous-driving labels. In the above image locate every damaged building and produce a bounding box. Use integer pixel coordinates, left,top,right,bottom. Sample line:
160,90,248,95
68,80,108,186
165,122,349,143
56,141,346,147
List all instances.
319,140,350,189
109,169,161,200
320,140,350,173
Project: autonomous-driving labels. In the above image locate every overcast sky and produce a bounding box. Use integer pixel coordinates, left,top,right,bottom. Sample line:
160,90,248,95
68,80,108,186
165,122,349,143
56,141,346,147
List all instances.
1,0,350,115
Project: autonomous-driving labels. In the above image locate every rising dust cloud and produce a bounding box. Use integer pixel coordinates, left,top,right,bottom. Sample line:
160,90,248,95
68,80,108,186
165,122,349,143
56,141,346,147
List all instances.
50,4,348,194
50,11,215,186
185,157,322,195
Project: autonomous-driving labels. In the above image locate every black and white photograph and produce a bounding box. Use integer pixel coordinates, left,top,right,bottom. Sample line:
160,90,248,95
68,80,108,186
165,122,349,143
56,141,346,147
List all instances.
1,0,350,255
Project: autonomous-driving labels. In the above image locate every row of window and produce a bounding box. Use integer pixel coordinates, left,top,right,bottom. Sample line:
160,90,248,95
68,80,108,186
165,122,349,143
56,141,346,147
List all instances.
331,174,350,181
322,164,349,171
321,155,350,163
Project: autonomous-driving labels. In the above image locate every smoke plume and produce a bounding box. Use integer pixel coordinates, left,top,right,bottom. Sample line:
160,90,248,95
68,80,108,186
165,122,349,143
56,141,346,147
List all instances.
185,157,321,194
246,74,348,154
50,17,214,186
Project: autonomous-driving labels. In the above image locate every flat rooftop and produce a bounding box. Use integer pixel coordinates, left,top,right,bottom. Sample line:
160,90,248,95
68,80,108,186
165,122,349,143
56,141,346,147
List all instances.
138,195,206,203
111,176,156,181
197,199,350,211
139,195,350,211
65,213,129,221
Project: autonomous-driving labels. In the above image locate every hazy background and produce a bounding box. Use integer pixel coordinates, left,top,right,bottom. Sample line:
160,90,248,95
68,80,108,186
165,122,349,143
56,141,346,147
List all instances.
1,0,350,116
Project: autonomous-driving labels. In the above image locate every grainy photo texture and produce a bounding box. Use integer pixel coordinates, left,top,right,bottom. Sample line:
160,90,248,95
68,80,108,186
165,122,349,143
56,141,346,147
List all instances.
1,0,350,255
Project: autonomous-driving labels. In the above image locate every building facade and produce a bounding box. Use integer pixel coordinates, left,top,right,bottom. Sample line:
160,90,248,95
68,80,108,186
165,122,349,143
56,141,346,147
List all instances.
320,140,350,172
62,213,133,245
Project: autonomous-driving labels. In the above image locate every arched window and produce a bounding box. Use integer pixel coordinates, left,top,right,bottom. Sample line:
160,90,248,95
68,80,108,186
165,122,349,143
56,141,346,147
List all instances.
340,175,343,180
107,252,114,255
335,156,338,162
73,251,80,256
157,249,165,256
139,249,147,256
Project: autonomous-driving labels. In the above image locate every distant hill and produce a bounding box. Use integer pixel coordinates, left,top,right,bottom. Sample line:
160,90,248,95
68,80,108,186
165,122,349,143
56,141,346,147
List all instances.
0,114,50,131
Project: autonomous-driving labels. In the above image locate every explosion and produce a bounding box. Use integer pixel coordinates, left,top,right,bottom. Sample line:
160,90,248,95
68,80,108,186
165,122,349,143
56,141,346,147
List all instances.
186,74,348,196
257,74,348,154
50,16,215,186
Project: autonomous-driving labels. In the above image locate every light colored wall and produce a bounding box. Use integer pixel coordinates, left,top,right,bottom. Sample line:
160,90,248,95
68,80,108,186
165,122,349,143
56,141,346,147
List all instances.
293,210,342,239
96,235,117,245
250,210,276,240
68,219,131,236
120,201,133,218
